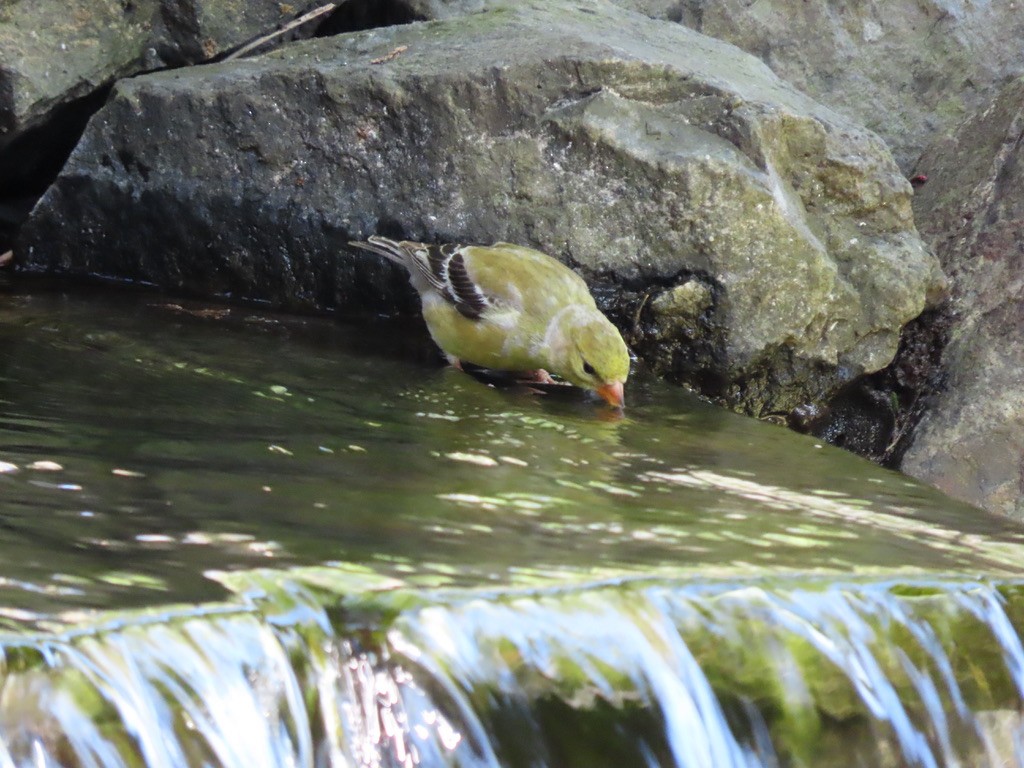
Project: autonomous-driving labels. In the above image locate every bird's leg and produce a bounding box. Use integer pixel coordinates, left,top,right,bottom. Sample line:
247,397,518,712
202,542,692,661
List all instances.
445,354,464,371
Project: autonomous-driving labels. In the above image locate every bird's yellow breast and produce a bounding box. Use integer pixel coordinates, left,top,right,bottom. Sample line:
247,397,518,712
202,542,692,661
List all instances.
422,296,544,371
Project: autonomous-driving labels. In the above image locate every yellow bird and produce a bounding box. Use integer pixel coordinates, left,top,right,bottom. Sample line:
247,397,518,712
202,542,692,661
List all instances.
350,237,630,407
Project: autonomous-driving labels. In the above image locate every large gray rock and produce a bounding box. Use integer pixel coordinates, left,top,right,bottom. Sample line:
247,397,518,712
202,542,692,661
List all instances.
610,0,1024,173
902,78,1024,519
16,0,944,416
0,0,333,253
0,0,325,141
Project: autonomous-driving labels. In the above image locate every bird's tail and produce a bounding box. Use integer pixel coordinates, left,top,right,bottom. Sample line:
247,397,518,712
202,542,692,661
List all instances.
349,236,412,269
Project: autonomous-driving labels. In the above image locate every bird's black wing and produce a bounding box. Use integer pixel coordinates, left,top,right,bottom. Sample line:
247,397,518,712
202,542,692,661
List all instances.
411,243,491,320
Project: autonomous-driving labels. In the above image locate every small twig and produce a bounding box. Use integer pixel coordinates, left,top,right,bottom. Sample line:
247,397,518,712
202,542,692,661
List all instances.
631,291,651,335
371,45,408,65
222,2,339,62
882,392,919,463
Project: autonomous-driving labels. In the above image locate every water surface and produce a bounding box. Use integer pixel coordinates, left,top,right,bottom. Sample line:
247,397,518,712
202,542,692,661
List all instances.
2,284,1023,629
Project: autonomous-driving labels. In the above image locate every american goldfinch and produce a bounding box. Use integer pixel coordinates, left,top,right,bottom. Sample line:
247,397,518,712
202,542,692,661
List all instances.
350,237,630,407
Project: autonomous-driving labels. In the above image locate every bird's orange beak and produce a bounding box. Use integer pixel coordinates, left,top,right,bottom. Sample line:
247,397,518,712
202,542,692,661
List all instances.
596,381,625,408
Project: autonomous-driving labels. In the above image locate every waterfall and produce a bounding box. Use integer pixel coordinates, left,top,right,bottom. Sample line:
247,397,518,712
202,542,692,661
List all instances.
0,574,1022,767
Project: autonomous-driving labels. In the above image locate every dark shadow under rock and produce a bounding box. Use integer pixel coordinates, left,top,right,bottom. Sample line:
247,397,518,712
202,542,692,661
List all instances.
314,0,427,35
788,307,952,466
0,87,111,254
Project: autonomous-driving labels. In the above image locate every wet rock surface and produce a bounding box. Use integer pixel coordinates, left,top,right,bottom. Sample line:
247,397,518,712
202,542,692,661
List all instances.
15,0,942,418
901,78,1024,519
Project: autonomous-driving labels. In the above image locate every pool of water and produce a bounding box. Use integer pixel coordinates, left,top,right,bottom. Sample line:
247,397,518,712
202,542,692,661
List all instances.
2,282,1023,628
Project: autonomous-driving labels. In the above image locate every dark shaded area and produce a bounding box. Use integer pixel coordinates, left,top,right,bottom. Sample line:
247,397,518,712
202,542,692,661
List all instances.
876,306,954,464
0,70,14,136
789,382,897,459
155,2,207,67
0,86,111,255
592,271,730,402
486,695,673,768
314,0,425,36
789,307,952,466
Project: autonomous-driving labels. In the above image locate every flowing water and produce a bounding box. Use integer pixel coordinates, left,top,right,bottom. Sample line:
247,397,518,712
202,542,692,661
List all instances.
2,282,1024,766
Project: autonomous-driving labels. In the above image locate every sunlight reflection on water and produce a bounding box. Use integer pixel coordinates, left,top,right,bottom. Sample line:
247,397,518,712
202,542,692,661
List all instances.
1,287,1024,627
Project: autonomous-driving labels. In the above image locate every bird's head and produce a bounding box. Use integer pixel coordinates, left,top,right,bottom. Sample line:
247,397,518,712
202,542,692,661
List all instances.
555,312,631,408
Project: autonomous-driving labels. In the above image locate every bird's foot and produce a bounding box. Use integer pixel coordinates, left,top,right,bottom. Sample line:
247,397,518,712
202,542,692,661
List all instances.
446,355,464,371
515,369,564,385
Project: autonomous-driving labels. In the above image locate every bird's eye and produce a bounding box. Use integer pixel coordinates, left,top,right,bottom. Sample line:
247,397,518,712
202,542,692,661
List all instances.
582,361,596,376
